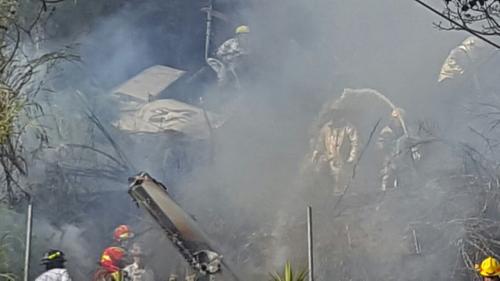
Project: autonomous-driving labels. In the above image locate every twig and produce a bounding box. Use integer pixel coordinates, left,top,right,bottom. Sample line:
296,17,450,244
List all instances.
63,144,128,169
332,119,381,216
345,224,352,249
413,0,500,49
411,226,421,255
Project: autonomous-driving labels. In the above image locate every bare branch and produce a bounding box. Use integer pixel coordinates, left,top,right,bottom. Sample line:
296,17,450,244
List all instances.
415,0,500,48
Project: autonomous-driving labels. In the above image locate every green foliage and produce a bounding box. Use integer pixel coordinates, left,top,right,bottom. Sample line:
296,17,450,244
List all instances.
269,262,307,281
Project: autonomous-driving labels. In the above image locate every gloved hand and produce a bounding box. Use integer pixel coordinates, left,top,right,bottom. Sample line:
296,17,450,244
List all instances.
411,146,421,161
122,270,131,281
401,136,422,161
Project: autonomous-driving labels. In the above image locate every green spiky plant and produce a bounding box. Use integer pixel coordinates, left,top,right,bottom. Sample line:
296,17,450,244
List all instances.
269,262,307,281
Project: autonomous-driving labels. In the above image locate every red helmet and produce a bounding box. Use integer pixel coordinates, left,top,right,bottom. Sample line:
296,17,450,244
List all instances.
113,225,133,242
100,247,126,272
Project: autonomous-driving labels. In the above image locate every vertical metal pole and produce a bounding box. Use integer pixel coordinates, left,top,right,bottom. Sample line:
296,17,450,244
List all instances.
24,196,33,281
307,206,314,281
204,0,214,61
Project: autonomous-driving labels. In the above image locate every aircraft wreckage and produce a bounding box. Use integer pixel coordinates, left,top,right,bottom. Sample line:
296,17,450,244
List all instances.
128,172,240,281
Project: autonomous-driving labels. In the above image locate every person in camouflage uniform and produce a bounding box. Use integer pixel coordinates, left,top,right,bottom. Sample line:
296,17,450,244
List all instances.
123,243,155,281
207,25,250,87
216,25,250,66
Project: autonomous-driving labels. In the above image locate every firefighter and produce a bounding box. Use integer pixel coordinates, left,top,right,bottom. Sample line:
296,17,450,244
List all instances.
94,246,128,281
476,256,500,281
437,36,499,134
377,109,405,190
311,112,359,192
34,249,72,281
123,243,155,281
216,25,250,67
438,36,495,86
113,225,135,248
207,25,250,87
94,225,135,281
377,108,421,190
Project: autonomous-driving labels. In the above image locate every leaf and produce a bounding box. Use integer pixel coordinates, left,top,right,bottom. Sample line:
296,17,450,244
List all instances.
269,262,307,281
270,272,282,281
285,262,292,281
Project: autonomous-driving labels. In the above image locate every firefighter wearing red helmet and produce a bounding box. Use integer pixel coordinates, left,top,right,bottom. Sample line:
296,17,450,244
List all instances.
113,225,135,247
100,247,127,273
94,225,135,281
94,246,127,281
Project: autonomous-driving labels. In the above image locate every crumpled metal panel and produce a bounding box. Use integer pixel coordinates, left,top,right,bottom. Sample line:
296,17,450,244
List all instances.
112,65,186,102
113,99,223,139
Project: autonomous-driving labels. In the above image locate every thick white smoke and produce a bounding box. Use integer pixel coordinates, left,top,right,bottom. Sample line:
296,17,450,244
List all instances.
5,0,499,280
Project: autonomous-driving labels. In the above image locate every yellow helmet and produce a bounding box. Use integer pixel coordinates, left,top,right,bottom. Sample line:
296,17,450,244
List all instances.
235,25,250,34
476,257,500,277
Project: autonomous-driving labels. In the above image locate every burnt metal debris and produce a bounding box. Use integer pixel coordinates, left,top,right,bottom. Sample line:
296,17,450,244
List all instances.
128,172,239,281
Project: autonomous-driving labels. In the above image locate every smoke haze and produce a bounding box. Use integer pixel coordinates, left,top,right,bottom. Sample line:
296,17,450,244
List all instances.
6,0,499,280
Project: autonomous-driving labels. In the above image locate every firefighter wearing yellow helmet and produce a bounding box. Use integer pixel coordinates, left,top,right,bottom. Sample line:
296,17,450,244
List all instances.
208,24,250,87
216,24,250,64
476,256,500,281
235,25,250,34
34,249,72,281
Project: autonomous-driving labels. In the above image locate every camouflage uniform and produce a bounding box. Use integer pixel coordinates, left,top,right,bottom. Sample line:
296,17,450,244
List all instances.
312,119,359,192
122,243,154,281
122,263,154,281
208,36,249,86
216,38,247,67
